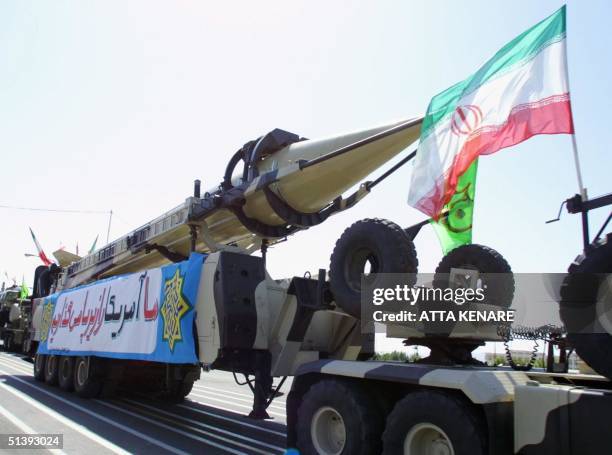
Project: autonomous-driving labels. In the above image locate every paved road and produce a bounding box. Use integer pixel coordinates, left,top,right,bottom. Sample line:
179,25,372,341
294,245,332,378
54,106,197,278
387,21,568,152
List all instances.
0,352,288,454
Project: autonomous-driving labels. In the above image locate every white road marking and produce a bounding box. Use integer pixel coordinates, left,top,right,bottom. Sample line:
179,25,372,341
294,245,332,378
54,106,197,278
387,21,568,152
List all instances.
96,400,248,455
192,382,288,403
0,367,185,455
123,400,284,452
190,386,286,411
0,355,287,450
189,391,286,418
0,356,287,439
0,355,33,372
0,376,129,455
177,402,286,437
0,401,67,455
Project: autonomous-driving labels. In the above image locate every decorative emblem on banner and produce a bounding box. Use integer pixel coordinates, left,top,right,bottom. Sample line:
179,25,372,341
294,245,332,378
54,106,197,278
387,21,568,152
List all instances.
161,268,191,351
40,299,54,343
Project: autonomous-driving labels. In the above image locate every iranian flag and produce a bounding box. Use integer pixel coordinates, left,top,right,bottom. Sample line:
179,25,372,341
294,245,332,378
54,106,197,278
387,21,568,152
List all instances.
408,6,574,218
29,227,53,266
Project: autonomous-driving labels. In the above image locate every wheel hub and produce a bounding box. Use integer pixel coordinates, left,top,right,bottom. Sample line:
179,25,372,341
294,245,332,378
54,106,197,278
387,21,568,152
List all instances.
311,406,346,455
596,275,612,334
404,422,454,455
76,359,88,386
46,356,55,376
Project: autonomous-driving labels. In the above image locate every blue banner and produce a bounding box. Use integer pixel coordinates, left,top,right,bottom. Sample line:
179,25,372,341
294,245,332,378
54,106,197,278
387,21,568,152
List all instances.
37,253,204,364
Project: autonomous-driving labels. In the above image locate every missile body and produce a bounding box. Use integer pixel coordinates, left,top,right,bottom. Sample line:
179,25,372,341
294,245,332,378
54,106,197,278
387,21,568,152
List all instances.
244,118,422,222
62,117,422,289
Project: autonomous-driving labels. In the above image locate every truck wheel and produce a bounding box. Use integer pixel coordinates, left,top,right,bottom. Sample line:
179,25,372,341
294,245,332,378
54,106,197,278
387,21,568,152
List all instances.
44,355,59,385
296,379,383,455
4,334,13,352
559,237,612,379
382,390,486,455
58,356,75,391
73,357,102,398
329,218,418,318
434,244,514,307
162,379,194,403
33,354,46,382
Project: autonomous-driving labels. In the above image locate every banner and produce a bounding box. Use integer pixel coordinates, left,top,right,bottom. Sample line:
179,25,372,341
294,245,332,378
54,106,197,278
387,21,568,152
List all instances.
37,253,204,364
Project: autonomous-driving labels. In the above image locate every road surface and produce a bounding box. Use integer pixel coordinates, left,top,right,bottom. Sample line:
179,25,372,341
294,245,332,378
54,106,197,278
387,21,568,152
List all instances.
0,352,288,454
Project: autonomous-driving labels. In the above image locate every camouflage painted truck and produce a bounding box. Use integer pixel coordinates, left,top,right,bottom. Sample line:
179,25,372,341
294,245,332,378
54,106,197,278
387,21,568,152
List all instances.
0,285,34,354
28,119,612,454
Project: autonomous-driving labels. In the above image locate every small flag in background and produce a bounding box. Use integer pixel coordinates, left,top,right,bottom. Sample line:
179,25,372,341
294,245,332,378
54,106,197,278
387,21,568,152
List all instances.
89,235,99,254
29,227,53,266
19,277,28,300
408,6,574,229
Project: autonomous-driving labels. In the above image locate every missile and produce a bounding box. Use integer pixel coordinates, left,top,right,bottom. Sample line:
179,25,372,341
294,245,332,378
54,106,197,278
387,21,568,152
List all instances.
62,117,423,288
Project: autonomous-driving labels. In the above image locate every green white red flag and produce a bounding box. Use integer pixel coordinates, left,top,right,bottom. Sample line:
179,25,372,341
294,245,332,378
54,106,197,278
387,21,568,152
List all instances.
29,227,53,266
408,6,574,218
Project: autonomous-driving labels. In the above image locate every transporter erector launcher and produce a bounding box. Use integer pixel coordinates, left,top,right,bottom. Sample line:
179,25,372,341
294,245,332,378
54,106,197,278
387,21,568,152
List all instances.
60,117,423,289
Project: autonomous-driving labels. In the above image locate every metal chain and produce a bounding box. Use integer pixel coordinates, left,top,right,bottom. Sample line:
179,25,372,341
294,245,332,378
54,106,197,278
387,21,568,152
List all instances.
497,324,565,371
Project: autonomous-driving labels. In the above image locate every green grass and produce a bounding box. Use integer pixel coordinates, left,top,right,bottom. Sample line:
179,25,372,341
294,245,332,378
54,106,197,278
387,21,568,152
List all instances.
373,351,421,362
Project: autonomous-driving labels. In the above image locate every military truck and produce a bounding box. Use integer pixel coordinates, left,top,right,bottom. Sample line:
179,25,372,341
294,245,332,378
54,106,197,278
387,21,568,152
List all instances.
0,286,34,354
29,221,612,455
27,121,612,454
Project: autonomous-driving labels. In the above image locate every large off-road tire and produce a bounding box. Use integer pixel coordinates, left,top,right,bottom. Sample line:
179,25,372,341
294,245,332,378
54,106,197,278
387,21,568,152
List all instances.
382,390,487,455
329,218,418,318
434,244,514,308
296,379,384,455
559,236,612,379
33,354,46,382
44,355,59,385
73,357,103,398
58,356,75,391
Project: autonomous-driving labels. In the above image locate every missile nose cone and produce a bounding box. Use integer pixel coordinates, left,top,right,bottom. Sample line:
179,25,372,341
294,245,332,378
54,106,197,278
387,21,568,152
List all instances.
243,117,423,222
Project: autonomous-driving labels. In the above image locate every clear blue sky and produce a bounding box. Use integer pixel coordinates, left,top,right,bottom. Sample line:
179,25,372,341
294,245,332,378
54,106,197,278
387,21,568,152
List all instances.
1,1,609,289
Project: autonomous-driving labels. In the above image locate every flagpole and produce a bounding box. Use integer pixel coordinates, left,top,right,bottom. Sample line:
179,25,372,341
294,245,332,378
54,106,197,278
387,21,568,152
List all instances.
570,133,587,201
562,9,591,251
106,210,113,244
563,7,588,201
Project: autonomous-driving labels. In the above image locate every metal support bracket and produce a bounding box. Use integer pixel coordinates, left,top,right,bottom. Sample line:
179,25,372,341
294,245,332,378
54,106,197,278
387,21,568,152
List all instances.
143,244,187,263
262,182,371,229
198,221,261,255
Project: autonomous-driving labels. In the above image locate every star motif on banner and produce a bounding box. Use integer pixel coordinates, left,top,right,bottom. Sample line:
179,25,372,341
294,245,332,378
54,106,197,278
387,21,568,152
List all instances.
40,299,54,343
160,268,191,352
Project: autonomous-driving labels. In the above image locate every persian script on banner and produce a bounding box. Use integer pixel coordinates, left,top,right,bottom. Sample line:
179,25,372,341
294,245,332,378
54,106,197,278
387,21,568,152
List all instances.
37,253,204,364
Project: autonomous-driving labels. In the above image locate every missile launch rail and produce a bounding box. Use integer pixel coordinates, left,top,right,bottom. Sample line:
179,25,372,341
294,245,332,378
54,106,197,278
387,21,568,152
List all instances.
59,119,422,291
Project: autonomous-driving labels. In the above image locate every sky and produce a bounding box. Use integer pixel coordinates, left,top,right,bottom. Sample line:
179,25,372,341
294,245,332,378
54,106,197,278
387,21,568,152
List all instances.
1,1,610,352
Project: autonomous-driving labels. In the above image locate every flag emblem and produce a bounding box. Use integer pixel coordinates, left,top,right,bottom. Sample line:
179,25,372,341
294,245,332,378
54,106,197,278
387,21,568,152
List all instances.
451,105,483,136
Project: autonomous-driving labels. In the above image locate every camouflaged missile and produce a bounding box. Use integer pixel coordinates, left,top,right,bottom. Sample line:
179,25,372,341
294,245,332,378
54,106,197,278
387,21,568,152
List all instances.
61,117,422,289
